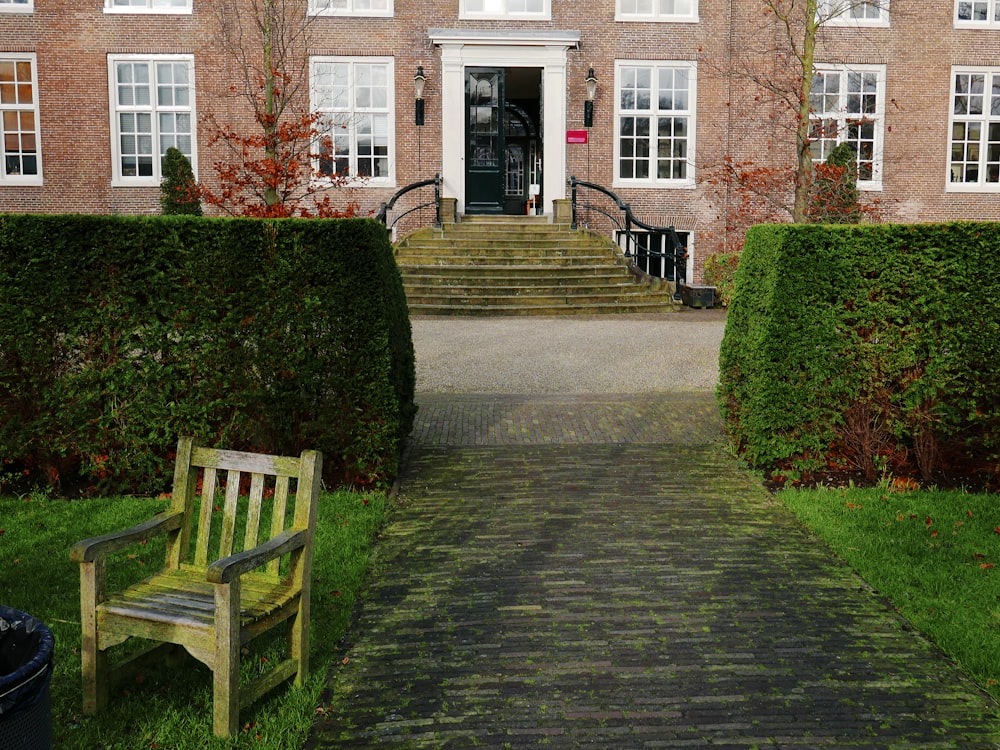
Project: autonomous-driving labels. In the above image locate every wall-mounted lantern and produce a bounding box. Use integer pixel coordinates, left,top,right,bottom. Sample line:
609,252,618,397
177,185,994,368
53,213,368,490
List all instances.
414,66,427,126
584,67,597,128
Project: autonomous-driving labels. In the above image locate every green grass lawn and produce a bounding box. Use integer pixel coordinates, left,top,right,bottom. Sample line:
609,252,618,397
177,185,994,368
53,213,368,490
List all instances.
782,484,1000,702
0,489,387,749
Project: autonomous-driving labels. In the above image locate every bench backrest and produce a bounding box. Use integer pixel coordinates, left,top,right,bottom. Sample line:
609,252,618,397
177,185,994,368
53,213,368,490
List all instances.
165,437,322,580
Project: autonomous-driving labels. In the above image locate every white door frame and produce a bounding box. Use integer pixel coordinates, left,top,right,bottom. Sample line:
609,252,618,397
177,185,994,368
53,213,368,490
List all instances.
429,29,580,217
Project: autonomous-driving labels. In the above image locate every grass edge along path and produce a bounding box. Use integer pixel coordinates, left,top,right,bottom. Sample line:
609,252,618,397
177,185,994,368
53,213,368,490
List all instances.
782,484,1000,704
0,489,387,750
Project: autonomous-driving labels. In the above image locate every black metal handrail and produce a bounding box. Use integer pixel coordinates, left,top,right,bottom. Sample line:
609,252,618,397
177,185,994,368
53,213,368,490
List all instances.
569,176,687,296
375,174,441,230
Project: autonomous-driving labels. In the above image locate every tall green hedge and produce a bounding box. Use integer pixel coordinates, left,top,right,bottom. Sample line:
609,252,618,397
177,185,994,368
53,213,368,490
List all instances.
718,222,1000,485
0,214,415,494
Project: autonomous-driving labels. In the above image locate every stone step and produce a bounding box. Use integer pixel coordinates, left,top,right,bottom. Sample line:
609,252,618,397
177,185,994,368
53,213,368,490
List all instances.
397,254,621,267
406,291,676,307
395,217,679,316
402,273,641,289
407,300,678,316
398,238,600,252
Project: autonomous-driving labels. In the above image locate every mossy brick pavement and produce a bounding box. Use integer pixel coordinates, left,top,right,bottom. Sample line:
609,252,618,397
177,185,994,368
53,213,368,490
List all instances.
307,393,1000,748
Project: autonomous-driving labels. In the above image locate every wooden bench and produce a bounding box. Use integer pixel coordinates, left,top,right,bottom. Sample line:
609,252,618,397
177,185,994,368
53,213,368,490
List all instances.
70,437,323,737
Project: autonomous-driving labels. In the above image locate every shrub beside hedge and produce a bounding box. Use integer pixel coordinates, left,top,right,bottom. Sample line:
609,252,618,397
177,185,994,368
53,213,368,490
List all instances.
0,214,415,494
718,222,1000,486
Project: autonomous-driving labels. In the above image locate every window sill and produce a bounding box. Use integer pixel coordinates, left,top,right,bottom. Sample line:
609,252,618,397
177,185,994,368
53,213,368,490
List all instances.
308,9,394,17
946,182,1000,193
614,14,699,23
613,179,696,190
104,6,193,14
0,176,42,186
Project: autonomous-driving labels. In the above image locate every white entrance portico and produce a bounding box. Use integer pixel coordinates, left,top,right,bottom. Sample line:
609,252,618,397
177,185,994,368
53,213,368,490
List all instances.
428,28,580,217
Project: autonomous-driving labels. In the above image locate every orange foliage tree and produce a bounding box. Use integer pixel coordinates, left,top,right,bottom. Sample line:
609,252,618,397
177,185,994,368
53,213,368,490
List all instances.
199,0,358,218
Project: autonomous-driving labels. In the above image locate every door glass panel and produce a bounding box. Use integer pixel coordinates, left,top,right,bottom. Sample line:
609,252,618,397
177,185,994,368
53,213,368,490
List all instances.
506,144,524,196
469,73,499,168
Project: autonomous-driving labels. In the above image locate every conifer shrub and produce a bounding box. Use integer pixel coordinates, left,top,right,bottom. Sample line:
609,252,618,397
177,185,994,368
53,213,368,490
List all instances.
160,147,202,216
718,222,1000,487
0,215,414,494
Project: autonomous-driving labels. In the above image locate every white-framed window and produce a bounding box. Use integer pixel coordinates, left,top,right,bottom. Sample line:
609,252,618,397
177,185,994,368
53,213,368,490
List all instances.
0,54,41,184
956,0,1000,26
460,0,549,20
0,0,32,15
809,64,885,191
311,57,394,186
109,55,196,185
947,67,1000,191
616,0,698,22
819,0,889,26
614,61,697,188
105,0,192,14
309,0,392,17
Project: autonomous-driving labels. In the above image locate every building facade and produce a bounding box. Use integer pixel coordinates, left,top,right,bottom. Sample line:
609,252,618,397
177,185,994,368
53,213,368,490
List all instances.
1,1,999,281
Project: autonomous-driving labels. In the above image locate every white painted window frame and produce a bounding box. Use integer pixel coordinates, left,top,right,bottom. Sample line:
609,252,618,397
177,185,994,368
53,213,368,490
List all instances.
947,66,1000,192
0,53,42,185
108,54,197,186
308,0,393,18
104,0,193,15
818,0,890,27
0,0,32,15
613,60,697,190
310,56,396,188
459,0,550,21
809,63,886,192
955,0,1000,27
615,0,699,23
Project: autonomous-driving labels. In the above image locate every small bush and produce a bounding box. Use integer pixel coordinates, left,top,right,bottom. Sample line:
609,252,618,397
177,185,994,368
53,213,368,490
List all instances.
160,148,202,216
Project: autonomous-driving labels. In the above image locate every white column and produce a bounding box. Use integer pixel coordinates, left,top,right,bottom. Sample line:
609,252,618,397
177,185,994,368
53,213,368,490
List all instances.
541,48,568,214
438,44,466,214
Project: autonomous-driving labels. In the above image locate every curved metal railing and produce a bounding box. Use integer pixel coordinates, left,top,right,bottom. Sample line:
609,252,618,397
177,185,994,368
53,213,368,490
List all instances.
375,174,441,231
569,176,687,296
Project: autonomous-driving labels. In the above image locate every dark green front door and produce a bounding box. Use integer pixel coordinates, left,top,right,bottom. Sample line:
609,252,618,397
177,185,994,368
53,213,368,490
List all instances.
466,68,505,214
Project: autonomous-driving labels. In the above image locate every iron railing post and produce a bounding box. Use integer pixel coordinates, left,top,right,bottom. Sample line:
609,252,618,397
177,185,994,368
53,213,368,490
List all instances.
434,173,441,228
624,208,632,260
570,176,578,230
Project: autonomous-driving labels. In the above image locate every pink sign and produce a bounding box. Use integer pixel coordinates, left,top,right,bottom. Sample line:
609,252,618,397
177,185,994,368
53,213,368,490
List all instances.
566,130,589,144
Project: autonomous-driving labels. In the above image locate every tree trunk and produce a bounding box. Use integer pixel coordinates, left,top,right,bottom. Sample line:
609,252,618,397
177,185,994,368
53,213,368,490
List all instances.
792,0,818,223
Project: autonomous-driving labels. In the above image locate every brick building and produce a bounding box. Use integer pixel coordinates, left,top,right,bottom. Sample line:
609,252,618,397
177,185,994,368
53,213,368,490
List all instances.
1,0,998,281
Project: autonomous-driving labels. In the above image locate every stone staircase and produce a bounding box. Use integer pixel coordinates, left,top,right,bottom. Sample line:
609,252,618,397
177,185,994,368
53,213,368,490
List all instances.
394,216,681,315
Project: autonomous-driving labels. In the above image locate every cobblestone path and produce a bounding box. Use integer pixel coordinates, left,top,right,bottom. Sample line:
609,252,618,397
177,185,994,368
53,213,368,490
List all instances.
307,393,1000,749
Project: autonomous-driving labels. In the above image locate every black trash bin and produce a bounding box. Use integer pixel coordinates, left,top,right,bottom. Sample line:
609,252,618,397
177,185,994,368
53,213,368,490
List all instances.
0,606,54,750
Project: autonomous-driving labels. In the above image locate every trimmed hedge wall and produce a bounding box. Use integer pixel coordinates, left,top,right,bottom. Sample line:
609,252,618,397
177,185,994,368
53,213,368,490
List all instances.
0,214,415,495
718,222,1000,486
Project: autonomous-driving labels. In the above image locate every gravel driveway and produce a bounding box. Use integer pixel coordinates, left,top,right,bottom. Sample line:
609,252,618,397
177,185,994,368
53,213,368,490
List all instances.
411,309,727,395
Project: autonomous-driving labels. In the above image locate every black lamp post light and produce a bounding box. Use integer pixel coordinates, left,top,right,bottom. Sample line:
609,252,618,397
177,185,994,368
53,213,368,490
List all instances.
414,65,427,126
584,67,597,128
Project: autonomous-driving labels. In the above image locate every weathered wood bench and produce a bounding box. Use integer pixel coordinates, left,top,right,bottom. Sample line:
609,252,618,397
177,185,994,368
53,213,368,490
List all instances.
70,436,323,737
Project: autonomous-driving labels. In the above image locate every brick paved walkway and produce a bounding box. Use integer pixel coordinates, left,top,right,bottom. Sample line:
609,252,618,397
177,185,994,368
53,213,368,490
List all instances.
307,393,1000,749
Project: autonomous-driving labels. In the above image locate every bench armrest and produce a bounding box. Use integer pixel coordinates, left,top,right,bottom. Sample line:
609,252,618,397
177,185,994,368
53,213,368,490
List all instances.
206,528,309,584
70,511,185,564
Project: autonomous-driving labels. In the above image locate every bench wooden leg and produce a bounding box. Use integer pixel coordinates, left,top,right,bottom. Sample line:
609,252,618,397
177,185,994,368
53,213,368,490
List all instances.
213,580,241,737
290,595,309,687
80,560,109,714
